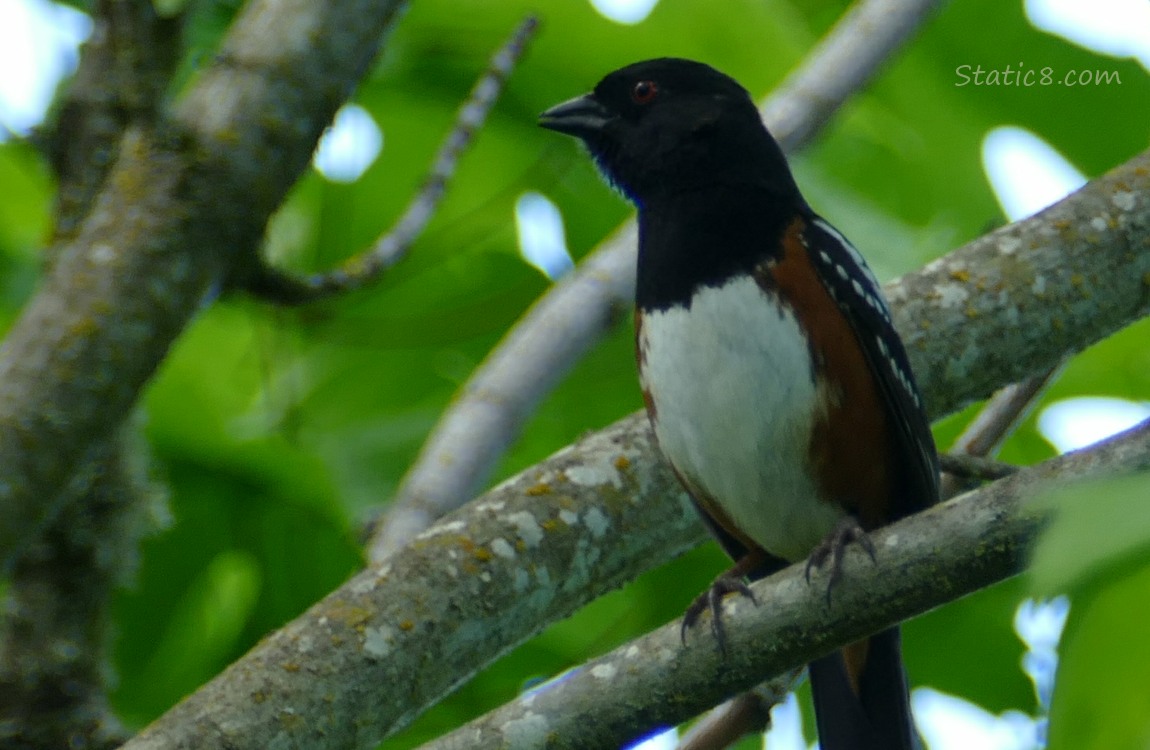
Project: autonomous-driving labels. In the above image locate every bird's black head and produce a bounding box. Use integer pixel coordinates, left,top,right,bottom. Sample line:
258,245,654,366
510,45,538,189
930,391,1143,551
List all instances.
539,58,800,205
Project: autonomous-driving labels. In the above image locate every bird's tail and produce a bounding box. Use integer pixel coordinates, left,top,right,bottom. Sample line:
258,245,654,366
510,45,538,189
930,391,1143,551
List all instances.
808,626,920,750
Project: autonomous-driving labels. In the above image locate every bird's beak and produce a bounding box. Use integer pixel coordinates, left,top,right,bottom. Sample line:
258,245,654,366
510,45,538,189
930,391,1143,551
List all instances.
538,94,611,138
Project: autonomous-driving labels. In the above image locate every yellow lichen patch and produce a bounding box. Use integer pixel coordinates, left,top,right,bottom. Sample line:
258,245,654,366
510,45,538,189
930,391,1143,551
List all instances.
252,691,267,704
399,620,415,631
525,483,552,496
964,306,979,318
283,662,301,673
1070,273,1085,287
279,711,305,731
949,268,971,283
614,455,631,470
325,602,373,629
474,546,493,562
542,518,560,532
68,316,100,339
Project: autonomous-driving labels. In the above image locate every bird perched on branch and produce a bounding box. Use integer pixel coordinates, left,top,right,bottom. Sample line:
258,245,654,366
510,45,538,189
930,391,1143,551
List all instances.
540,58,939,750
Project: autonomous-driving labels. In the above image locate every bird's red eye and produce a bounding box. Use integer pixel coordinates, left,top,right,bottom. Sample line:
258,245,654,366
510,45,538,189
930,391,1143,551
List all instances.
631,80,658,104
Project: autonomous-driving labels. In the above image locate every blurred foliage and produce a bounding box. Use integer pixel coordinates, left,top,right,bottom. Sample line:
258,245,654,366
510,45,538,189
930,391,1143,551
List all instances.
1032,473,1150,750
0,0,1148,746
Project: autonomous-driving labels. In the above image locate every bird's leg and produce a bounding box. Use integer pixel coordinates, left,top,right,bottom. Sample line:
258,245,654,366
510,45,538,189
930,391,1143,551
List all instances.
805,515,876,603
681,549,767,651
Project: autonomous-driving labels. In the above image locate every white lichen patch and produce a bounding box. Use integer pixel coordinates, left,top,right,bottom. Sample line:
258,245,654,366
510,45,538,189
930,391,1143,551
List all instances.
998,236,1022,255
1112,190,1137,211
507,511,544,547
1032,275,1047,296
416,520,466,540
535,566,552,588
1091,216,1109,232
349,575,379,595
591,663,617,680
624,645,641,659
490,537,516,559
513,568,531,592
564,448,639,490
501,711,550,745
363,625,394,660
480,571,492,583
558,509,579,526
583,507,611,539
90,243,117,264
476,500,507,515
934,282,969,308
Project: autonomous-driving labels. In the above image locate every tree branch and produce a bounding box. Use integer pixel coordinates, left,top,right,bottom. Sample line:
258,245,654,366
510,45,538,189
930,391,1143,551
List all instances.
44,0,183,245
0,0,409,571
420,418,1150,750
119,160,1150,744
241,15,541,304
0,3,182,745
368,0,950,562
0,423,165,749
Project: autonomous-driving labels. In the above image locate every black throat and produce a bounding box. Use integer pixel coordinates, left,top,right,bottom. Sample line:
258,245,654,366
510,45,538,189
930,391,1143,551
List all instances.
635,184,803,312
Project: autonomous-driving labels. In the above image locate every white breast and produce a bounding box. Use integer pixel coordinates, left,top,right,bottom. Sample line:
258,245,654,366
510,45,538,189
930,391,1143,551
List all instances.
638,275,844,562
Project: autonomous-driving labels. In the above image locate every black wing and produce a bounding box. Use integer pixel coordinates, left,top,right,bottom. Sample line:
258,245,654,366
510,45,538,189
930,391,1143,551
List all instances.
803,212,940,517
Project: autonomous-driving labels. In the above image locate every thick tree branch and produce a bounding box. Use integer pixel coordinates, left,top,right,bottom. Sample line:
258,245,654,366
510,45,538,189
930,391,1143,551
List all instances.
0,0,408,570
887,162,1150,417
121,168,1150,746
1,4,182,746
122,412,700,750
421,419,1150,750
368,0,950,561
45,0,183,244
0,424,165,750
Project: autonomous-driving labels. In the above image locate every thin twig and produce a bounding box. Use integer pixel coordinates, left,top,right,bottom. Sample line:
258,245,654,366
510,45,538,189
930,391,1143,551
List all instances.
243,15,540,305
938,452,1019,481
366,0,945,567
940,366,1061,498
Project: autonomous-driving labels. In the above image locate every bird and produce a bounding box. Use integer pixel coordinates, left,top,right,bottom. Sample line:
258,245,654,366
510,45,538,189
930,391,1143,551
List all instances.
539,58,939,750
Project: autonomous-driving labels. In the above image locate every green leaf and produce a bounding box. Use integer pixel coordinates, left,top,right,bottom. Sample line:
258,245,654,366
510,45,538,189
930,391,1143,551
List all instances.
1029,472,1150,598
1046,562,1150,750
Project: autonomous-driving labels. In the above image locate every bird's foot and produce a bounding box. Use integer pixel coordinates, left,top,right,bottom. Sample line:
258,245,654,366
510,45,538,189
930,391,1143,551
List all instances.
804,516,876,603
681,572,757,652
682,550,771,651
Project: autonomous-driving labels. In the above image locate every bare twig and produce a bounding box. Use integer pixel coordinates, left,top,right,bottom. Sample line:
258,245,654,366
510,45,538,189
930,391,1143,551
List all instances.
677,675,801,750
368,0,949,564
953,370,1059,457
939,367,1061,498
938,452,1019,481
242,15,541,305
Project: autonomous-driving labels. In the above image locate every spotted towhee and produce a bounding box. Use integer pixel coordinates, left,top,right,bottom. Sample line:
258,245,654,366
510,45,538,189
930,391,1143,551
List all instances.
540,58,939,750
